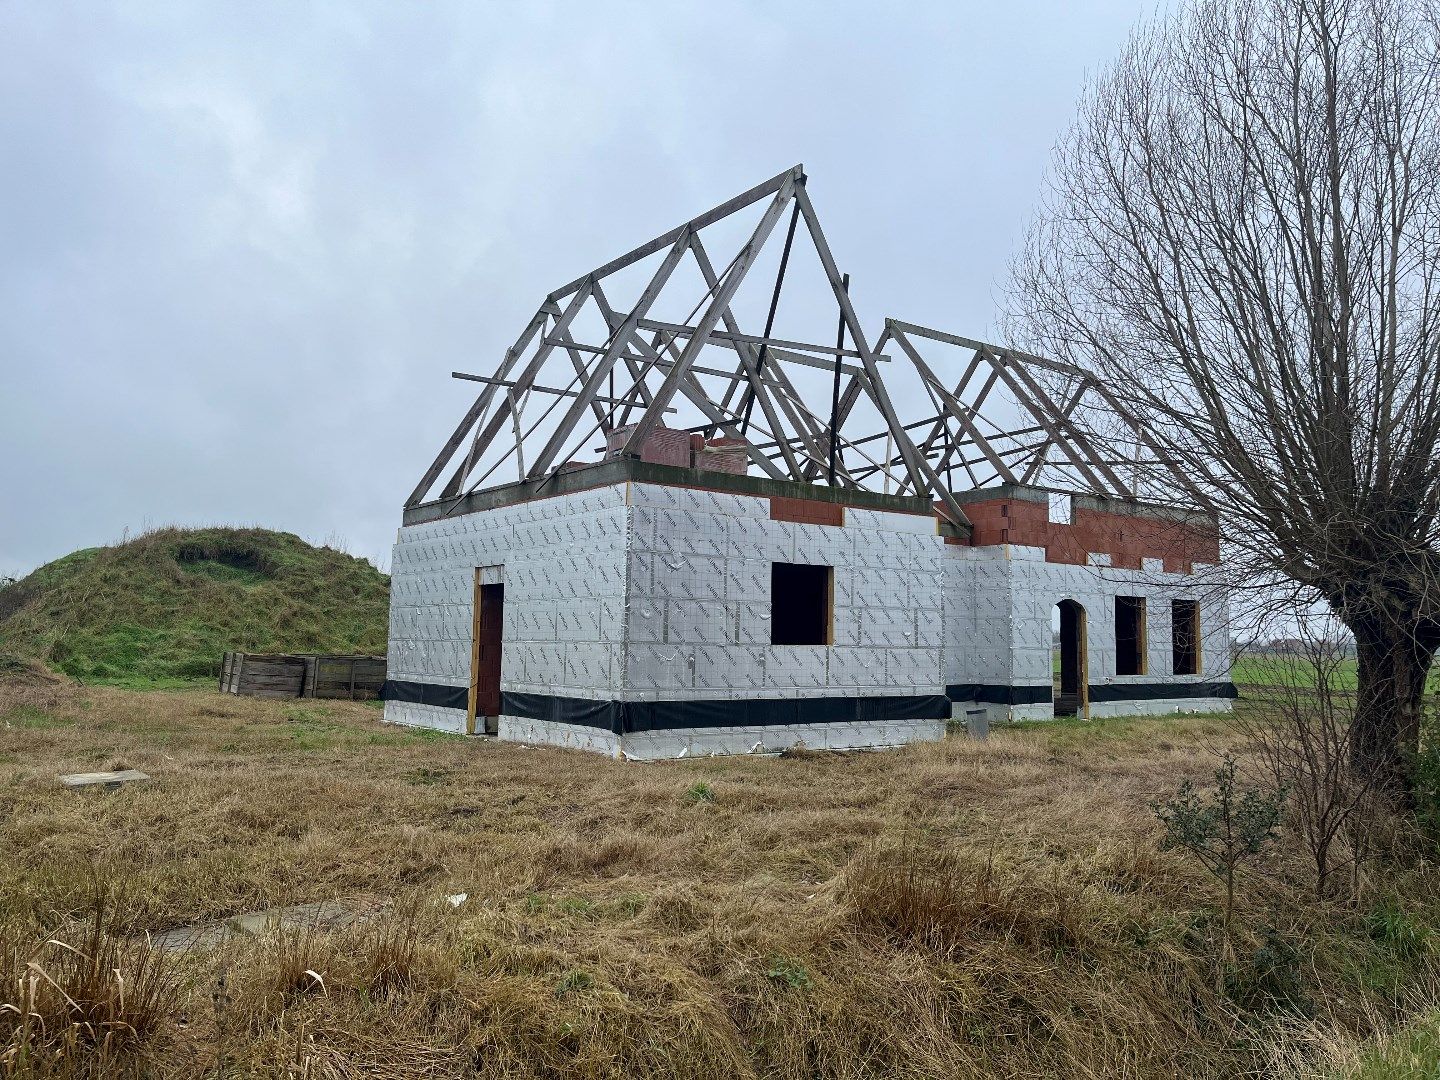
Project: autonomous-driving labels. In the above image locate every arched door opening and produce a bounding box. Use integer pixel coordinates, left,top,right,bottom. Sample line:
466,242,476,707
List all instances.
1053,599,1088,718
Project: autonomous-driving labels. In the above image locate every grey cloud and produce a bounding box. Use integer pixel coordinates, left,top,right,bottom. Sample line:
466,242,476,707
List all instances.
0,0,1145,577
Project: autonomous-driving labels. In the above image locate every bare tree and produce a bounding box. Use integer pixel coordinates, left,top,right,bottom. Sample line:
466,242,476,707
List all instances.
1011,0,1440,801
1243,625,1381,897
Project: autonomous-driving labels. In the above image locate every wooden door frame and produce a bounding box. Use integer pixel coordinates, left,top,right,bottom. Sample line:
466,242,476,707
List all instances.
468,567,504,736
1056,599,1090,720
467,569,483,735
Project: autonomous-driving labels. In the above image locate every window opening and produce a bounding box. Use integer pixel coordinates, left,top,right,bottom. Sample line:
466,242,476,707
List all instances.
771,563,833,645
1172,598,1200,675
1116,596,1146,676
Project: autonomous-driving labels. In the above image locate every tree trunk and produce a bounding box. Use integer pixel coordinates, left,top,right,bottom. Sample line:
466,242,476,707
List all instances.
1349,616,1436,804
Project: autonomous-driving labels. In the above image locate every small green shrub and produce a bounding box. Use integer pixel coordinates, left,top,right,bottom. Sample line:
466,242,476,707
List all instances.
765,955,814,991
684,781,715,804
1224,925,1308,1014
1153,755,1286,952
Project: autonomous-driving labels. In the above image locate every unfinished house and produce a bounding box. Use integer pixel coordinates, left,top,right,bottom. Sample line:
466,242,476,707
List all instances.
384,167,1235,758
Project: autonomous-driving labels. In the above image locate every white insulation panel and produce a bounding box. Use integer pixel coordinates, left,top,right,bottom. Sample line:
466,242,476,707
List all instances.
385,479,1233,749
943,542,1235,723
626,483,944,700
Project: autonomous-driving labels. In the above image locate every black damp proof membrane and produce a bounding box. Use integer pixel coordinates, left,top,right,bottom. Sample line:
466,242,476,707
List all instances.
944,682,1238,705
380,682,950,734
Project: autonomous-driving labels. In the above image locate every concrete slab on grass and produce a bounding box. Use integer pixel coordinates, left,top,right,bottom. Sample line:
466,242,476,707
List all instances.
59,769,151,789
147,898,384,952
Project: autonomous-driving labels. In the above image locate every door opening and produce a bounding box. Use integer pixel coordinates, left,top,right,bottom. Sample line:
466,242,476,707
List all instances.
469,572,504,736
1053,599,1088,718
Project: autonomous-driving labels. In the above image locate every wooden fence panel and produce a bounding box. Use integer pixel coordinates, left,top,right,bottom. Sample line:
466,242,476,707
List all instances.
302,655,387,700
220,653,306,698
219,652,386,700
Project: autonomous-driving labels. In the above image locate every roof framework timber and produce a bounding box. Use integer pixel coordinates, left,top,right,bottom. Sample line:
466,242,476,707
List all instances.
408,169,1195,529
860,320,1203,509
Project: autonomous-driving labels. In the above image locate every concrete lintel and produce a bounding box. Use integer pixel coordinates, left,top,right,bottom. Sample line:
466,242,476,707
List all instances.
1068,493,1216,527
946,483,1050,505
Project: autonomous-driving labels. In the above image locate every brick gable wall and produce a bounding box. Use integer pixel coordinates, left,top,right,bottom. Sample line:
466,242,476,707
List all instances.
946,497,1219,573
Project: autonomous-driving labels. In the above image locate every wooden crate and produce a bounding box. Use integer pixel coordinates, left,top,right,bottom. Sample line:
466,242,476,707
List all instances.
219,653,306,698
301,655,387,701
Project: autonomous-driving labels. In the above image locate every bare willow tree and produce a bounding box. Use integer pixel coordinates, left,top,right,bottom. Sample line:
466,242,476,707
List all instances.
1011,0,1440,801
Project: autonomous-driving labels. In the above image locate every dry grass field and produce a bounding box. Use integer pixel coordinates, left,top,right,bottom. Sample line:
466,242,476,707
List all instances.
4,670,1440,1078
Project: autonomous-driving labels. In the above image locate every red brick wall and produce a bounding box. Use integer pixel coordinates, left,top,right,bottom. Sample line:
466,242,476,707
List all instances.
770,497,845,527
956,496,1218,573
605,424,692,468
957,497,1050,548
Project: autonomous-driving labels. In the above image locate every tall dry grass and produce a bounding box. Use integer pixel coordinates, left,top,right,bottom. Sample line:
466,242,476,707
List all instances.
2,680,1439,1077
0,656,70,716
1,888,178,1078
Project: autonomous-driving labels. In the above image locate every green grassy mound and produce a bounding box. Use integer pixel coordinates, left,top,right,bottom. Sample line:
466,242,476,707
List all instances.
0,527,388,685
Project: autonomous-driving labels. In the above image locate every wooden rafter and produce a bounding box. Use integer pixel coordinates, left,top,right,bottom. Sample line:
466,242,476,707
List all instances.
408,172,1196,529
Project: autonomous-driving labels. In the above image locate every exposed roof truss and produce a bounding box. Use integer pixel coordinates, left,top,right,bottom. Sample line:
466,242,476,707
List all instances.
853,320,1202,505
408,171,1198,528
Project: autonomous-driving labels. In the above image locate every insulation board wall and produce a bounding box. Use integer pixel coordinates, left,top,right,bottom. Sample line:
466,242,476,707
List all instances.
617,483,946,758
623,484,942,699
385,477,1233,756
943,542,1234,723
385,483,629,739
384,480,950,756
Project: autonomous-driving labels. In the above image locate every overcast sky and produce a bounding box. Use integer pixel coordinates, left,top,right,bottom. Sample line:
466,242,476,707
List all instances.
0,1,1149,577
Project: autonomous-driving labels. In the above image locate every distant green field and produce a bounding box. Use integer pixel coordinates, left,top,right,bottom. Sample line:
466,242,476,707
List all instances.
1047,649,1440,693
1231,653,1360,689
1231,653,1440,693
